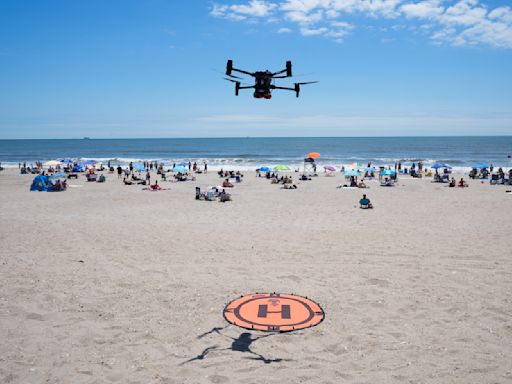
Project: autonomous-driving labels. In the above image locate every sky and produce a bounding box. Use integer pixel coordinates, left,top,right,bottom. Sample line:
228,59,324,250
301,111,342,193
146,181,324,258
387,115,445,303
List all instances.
0,0,511,138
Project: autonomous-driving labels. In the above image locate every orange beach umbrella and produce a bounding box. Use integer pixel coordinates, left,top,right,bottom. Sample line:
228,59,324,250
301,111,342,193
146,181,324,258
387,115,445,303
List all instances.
307,152,320,158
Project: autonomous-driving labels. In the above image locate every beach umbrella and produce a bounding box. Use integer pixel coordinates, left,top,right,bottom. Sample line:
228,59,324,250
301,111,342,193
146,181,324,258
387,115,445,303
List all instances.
172,165,188,172
431,162,451,169
365,166,376,172
60,159,73,164
44,160,61,167
344,170,361,177
307,152,320,158
50,172,68,179
380,169,396,175
259,166,272,172
471,163,488,169
273,165,291,171
178,161,189,166
324,165,336,172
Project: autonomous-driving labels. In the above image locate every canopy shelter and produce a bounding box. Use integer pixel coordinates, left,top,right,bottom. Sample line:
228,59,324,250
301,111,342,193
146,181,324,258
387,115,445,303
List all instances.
172,165,188,173
344,170,361,177
44,160,61,167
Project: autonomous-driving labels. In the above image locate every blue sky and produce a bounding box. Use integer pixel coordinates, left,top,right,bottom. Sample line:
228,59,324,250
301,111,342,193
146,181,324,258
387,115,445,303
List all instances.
0,0,511,138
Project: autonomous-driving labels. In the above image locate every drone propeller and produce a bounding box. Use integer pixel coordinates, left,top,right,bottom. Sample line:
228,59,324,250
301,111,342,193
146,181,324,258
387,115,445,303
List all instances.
223,78,251,86
212,68,244,79
226,73,243,79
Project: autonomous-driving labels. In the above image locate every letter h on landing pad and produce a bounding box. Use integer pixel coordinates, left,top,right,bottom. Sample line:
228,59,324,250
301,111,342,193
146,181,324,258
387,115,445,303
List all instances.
257,304,291,319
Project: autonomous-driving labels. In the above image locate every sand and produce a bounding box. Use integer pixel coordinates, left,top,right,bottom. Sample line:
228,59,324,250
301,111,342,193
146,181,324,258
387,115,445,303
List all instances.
0,168,511,383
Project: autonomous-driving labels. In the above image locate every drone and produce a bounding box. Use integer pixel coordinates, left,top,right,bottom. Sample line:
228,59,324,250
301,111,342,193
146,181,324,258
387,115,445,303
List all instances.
224,59,317,99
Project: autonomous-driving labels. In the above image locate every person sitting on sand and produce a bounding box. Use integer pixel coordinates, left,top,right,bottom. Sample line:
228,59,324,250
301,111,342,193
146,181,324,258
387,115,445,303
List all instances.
449,178,456,187
123,177,133,185
151,180,162,191
458,178,468,187
357,179,367,188
359,194,373,209
222,178,234,188
350,177,357,188
219,189,231,202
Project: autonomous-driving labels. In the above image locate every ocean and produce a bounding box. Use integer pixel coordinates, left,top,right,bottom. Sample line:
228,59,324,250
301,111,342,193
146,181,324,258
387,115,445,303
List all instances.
0,137,511,171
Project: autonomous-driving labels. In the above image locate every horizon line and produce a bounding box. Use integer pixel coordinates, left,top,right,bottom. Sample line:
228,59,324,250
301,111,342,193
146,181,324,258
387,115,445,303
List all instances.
1,134,512,140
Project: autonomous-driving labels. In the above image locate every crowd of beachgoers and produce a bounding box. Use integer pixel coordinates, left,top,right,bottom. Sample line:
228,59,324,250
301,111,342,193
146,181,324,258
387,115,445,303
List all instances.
4,155,511,206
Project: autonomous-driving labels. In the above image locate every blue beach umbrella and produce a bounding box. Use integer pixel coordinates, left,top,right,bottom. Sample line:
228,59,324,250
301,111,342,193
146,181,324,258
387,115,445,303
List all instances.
50,172,68,179
380,169,396,175
60,159,73,163
178,161,189,166
471,163,488,169
172,166,188,172
259,166,272,172
344,170,361,177
431,163,451,169
365,167,376,172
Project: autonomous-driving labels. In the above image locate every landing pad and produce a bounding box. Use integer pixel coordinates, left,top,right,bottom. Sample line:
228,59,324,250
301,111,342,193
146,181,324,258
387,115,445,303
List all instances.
223,293,324,332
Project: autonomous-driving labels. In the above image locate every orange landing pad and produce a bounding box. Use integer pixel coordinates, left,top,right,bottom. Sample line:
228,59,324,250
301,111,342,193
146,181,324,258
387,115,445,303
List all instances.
223,293,324,332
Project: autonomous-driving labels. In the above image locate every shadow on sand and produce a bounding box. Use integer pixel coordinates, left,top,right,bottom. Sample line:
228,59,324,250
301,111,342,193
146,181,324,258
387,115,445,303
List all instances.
180,326,290,365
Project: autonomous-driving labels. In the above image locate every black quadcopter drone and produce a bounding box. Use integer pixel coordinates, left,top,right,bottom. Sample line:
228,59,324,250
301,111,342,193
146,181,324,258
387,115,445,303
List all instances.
224,59,317,99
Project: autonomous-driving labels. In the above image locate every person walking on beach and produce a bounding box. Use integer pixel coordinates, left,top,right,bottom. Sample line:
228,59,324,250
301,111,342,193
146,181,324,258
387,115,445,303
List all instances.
188,162,191,171
117,166,122,178
204,162,208,173
146,171,151,185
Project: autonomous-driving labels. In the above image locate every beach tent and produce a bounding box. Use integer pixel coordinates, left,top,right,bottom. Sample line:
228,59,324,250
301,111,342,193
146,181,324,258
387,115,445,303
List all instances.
30,175,51,191
133,163,145,171
380,169,396,175
274,165,291,171
72,164,84,172
471,163,488,169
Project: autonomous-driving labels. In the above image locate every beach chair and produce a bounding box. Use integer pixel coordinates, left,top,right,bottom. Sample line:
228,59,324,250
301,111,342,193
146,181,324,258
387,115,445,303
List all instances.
86,173,97,182
380,179,395,187
206,190,216,201
195,187,205,200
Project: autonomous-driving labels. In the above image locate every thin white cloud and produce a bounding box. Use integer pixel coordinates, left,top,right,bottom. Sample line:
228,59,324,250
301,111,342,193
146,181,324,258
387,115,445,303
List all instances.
210,0,512,48
278,27,292,32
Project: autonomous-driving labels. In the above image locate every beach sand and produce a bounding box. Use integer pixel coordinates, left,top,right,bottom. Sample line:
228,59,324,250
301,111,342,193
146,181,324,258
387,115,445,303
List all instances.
1,168,511,383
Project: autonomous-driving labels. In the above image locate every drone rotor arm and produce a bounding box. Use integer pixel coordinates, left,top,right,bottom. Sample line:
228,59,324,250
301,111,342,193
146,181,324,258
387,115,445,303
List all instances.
270,85,295,91
231,67,255,77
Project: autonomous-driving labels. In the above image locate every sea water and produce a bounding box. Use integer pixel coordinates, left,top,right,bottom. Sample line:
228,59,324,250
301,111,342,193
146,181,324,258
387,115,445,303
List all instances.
0,137,511,171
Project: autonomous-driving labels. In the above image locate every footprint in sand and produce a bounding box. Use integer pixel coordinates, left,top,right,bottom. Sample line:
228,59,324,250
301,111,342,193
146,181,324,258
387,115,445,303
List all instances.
209,374,230,383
